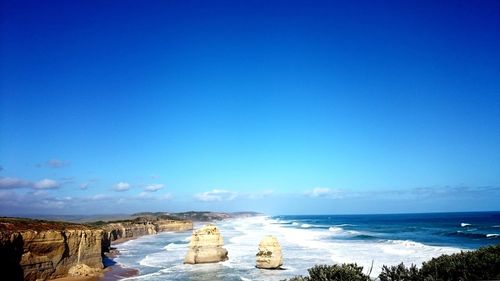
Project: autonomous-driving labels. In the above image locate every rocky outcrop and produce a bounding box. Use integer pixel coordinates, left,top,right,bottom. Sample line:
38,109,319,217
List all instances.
0,226,103,281
256,235,283,269
184,224,228,264
101,218,193,253
68,263,101,277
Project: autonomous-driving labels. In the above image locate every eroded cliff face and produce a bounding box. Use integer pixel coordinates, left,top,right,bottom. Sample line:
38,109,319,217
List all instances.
0,217,193,281
101,219,193,253
0,228,103,281
155,220,193,232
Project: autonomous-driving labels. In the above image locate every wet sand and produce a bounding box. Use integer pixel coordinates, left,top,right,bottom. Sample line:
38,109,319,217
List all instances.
100,264,139,281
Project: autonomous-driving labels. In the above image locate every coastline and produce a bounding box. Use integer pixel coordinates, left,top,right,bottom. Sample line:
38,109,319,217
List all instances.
106,215,494,280
98,237,141,281
14,213,499,281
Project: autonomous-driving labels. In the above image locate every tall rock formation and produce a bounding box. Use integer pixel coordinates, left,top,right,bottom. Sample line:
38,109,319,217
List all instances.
256,235,283,269
184,224,228,264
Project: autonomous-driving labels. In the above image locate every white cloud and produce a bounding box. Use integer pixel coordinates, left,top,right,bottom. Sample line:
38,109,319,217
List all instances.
144,184,164,192
0,177,32,189
114,182,130,192
33,178,60,189
135,191,172,201
195,189,238,202
80,183,89,190
0,190,72,210
0,177,60,190
89,194,110,201
308,187,343,198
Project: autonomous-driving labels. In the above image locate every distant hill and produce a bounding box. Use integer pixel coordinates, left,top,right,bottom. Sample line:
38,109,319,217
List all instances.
132,211,264,221
6,211,264,224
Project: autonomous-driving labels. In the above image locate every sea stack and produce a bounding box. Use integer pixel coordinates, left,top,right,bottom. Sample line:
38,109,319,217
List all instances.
256,235,283,269
184,224,228,264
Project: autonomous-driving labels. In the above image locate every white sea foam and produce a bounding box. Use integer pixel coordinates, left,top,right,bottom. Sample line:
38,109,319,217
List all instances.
461,222,472,227
139,254,167,268
486,234,499,238
329,226,344,233
333,224,354,227
300,223,311,228
163,243,185,251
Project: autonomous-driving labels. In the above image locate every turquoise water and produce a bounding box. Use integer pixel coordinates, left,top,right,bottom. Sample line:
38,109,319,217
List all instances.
115,212,500,281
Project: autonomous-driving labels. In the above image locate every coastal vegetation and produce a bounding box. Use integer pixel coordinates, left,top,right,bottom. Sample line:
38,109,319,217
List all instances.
285,264,370,281
283,244,500,281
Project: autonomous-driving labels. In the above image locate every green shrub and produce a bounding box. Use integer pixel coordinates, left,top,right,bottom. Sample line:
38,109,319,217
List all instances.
419,244,500,281
284,276,309,281
282,263,370,281
376,244,500,281
379,263,420,281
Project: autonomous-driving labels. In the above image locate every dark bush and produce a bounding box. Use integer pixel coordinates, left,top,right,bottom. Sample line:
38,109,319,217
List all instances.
419,244,500,281
282,263,370,281
376,244,500,281
285,276,309,281
379,263,420,281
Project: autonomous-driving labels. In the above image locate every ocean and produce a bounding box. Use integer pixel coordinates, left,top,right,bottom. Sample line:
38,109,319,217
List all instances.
115,212,500,281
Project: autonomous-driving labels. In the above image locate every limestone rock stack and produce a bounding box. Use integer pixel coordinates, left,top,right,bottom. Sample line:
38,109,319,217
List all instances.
184,224,228,264
256,235,283,269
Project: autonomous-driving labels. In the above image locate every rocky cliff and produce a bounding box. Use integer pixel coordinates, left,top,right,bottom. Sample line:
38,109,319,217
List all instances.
0,219,103,281
101,218,193,253
0,217,193,281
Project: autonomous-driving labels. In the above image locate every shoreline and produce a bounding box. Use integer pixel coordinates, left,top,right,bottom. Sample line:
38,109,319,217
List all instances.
99,226,195,281
98,237,141,281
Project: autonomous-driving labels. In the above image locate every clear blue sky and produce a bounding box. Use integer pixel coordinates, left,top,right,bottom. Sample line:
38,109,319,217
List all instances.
1,0,499,215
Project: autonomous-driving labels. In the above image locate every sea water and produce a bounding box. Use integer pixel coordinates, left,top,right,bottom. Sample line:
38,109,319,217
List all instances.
116,212,500,281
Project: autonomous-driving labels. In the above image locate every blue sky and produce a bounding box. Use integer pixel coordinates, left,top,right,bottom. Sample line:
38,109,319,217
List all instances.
1,0,499,215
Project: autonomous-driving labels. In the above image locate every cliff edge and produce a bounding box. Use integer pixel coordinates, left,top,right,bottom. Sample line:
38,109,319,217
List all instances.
0,216,193,281
0,218,103,281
